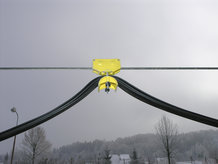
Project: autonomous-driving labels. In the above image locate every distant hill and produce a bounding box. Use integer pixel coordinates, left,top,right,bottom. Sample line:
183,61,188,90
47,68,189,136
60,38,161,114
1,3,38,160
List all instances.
51,129,218,163
2,129,217,163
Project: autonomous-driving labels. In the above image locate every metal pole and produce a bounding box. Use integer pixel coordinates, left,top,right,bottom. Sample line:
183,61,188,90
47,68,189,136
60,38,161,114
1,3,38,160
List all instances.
10,108,19,164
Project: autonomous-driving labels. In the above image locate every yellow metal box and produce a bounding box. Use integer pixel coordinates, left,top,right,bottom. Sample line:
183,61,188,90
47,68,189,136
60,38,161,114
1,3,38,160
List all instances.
92,59,121,76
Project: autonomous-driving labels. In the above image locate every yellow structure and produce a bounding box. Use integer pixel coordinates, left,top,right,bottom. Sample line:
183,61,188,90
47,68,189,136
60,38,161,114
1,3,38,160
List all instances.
92,59,121,76
98,76,118,92
93,59,120,92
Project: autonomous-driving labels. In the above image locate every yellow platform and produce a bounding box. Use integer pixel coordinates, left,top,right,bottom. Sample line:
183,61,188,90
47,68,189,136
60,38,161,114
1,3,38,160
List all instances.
92,59,121,76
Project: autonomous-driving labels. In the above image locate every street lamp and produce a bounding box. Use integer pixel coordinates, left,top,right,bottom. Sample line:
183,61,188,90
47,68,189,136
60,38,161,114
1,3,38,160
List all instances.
10,107,19,164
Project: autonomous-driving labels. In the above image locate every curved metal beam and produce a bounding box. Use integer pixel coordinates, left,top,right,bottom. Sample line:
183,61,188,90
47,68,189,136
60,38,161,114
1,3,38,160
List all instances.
114,76,218,127
0,76,101,141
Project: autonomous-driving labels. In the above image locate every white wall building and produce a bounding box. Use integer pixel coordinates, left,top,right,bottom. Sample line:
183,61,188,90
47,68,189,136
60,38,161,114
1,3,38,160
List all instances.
111,154,131,164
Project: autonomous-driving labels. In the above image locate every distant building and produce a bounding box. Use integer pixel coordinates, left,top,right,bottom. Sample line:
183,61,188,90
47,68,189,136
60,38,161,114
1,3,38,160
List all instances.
155,157,176,164
156,157,168,164
111,154,131,164
111,154,120,163
120,154,131,164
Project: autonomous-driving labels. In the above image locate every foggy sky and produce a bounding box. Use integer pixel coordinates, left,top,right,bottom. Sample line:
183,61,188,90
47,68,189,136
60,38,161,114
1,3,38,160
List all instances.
1,0,218,155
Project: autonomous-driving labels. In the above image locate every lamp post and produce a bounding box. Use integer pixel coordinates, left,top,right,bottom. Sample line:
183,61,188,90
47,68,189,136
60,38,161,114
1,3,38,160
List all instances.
10,107,19,164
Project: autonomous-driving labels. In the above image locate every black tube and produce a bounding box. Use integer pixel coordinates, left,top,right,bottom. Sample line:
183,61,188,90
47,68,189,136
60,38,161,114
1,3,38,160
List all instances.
1,75,217,142
0,76,101,141
114,76,218,128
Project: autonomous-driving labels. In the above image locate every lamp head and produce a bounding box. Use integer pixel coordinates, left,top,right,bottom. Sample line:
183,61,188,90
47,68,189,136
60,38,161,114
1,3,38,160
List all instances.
11,107,16,113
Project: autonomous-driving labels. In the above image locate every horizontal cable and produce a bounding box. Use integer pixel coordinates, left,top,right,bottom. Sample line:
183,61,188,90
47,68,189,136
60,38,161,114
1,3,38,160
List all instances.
121,67,218,70
1,67,218,71
0,67,92,70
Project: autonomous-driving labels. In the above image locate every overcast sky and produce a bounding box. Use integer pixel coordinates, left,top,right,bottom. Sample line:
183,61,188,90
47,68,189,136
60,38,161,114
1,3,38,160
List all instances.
1,0,218,155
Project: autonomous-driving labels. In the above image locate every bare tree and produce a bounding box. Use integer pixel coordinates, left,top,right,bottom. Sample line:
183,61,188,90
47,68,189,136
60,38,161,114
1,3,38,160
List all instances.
21,126,51,164
4,153,9,164
130,148,139,164
188,144,209,161
102,147,111,164
155,116,178,164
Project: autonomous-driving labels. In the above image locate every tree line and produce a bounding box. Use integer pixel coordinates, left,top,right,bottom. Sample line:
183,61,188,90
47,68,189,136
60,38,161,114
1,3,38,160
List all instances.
2,116,218,164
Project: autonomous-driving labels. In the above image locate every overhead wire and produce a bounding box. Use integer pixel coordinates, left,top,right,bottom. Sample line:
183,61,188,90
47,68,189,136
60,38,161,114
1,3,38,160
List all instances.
1,67,218,70
0,67,92,70
121,67,218,70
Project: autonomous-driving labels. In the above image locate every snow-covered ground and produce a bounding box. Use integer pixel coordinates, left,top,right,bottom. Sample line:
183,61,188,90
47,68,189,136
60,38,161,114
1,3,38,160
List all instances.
177,160,216,164
177,162,194,164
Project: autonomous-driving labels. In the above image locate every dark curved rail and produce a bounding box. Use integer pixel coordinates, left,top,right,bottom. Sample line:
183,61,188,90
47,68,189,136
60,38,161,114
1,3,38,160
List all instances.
0,76,101,141
1,75,218,142
114,76,218,127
